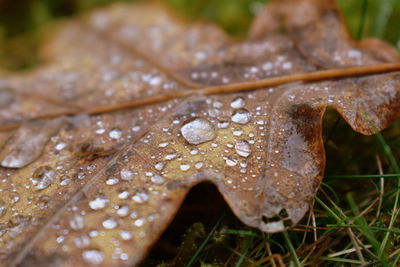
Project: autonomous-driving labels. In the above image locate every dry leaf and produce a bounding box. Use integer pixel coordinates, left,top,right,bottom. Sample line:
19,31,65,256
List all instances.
1,0,400,266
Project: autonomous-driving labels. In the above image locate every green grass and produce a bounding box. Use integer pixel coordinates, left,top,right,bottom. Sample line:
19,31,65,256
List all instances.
1,0,400,266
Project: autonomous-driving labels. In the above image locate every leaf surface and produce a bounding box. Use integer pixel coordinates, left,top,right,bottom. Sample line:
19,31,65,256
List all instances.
1,0,400,266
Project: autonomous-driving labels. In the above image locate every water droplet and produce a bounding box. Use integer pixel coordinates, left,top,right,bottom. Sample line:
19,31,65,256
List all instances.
230,97,245,109
89,196,108,210
109,128,122,140
60,177,71,186
74,234,90,248
70,215,85,230
102,217,118,229
55,142,67,151
0,202,7,217
82,249,104,265
181,118,216,145
118,191,130,199
154,162,165,171
120,169,134,181
217,121,230,129
225,157,238,167
117,205,129,217
231,109,251,124
235,140,251,157
151,174,165,184
106,177,119,185
34,166,56,190
120,230,132,240
134,218,145,227
180,164,190,171
195,162,203,169
158,142,169,148
132,192,149,203
232,129,243,136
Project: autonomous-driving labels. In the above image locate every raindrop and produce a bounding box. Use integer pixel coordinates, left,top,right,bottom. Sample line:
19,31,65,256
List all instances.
82,250,104,265
151,174,165,184
120,169,134,181
225,157,238,167
154,162,164,171
109,128,122,140
118,191,130,199
231,109,251,124
117,205,129,217
235,140,251,157
120,230,132,240
70,215,85,230
195,162,203,169
134,218,145,227
181,118,216,145
230,97,245,109
180,164,190,171
34,166,56,190
106,177,119,185
0,202,7,217
55,142,67,151
102,217,118,229
74,234,90,248
132,192,149,203
89,196,108,210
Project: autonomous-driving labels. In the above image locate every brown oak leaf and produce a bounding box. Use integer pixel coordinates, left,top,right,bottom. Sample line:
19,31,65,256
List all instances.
1,0,400,266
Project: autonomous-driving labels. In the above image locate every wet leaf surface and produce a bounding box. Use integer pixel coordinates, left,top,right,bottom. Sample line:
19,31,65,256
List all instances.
1,0,400,266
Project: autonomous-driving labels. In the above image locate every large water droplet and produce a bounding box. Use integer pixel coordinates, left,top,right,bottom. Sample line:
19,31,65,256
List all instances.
230,97,245,109
235,140,251,157
74,234,90,248
109,128,122,140
33,166,56,190
120,169,134,181
89,196,108,210
102,217,118,229
70,215,85,230
132,192,149,203
231,109,251,124
82,249,104,265
181,118,216,145
151,174,165,184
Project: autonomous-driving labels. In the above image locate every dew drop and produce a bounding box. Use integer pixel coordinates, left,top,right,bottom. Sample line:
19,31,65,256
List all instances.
194,162,203,169
151,174,165,184
82,249,104,265
117,205,129,217
74,234,90,248
132,192,149,203
235,140,251,158
0,202,7,217
55,142,67,151
230,97,245,109
70,215,85,230
180,164,190,171
102,217,118,229
106,177,119,185
34,166,56,190
89,196,108,210
109,128,122,140
120,230,132,240
154,162,165,171
120,169,134,181
225,157,238,167
181,118,216,145
231,109,251,124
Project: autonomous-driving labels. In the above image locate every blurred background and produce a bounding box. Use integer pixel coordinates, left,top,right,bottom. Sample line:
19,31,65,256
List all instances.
0,0,399,70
